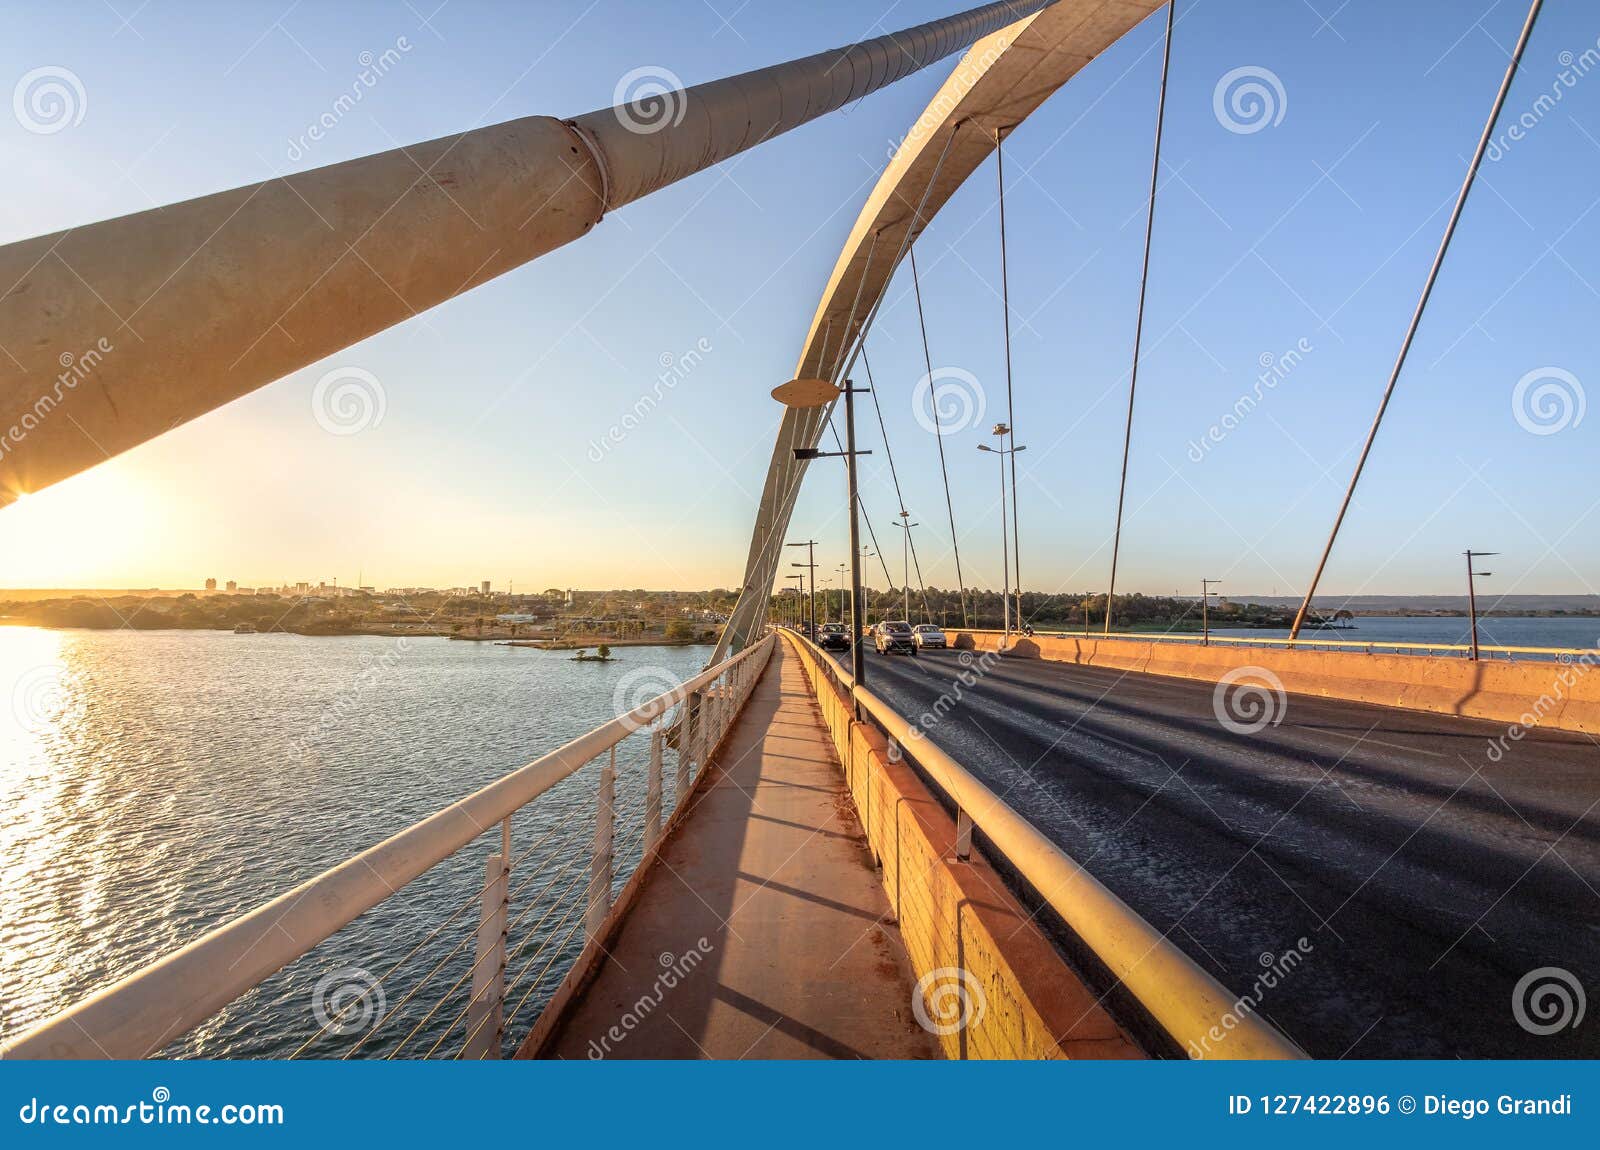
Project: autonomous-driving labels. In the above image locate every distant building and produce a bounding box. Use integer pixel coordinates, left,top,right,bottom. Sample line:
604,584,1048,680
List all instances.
204,577,217,592
480,580,491,595
225,580,237,592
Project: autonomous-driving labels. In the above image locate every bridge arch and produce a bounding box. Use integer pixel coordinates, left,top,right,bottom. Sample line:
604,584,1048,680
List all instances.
718,0,1163,655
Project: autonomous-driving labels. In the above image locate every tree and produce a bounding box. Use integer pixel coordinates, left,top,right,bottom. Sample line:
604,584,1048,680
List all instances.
597,643,611,659
665,619,694,642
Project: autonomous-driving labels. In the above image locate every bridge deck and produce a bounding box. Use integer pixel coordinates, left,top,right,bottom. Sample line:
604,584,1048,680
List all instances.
537,643,937,1059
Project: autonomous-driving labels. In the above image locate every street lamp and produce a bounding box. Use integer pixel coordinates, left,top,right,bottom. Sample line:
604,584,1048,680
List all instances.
787,538,817,637
891,511,918,623
1464,550,1497,661
978,423,1025,650
777,376,872,713
786,574,805,630
1201,578,1221,646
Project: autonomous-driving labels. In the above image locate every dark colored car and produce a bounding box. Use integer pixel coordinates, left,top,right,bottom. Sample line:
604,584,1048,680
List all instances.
817,622,851,651
873,620,918,656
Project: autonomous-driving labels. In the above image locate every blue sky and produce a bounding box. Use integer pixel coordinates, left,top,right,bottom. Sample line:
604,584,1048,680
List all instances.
0,0,1595,601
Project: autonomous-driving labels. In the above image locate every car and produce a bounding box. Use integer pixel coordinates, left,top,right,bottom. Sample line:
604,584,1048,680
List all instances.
912,624,947,649
816,622,851,651
873,620,918,656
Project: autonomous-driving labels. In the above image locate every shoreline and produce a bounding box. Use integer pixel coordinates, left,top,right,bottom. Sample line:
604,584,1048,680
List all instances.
0,619,717,648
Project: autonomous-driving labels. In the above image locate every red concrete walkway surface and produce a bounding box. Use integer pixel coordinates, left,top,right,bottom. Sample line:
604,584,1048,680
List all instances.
537,643,937,1059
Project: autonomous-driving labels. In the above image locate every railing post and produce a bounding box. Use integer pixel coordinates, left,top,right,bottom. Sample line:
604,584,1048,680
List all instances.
679,689,699,800
955,808,973,861
587,751,616,940
645,727,663,849
462,847,509,1059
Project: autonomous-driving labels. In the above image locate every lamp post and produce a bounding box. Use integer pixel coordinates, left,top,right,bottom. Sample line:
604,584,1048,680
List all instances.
977,423,1025,650
857,547,877,629
776,376,872,714
891,511,918,623
1464,550,1497,661
786,574,805,630
787,539,817,638
1201,578,1221,646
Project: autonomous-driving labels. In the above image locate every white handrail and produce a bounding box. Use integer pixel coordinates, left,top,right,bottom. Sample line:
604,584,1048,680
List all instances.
784,632,1306,1060
2,635,775,1060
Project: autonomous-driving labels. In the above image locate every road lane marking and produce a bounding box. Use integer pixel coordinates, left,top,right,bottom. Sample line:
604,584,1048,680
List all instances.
1295,725,1446,758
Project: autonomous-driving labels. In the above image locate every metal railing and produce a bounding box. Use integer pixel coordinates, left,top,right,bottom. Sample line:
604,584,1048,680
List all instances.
782,630,1306,1060
2,634,776,1060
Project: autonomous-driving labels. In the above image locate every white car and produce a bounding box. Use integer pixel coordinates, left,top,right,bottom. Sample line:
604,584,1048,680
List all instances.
912,624,947,649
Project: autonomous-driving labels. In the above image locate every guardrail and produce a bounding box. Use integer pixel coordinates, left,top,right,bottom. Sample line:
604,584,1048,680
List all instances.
2,634,776,1060
783,630,1305,1060
991,626,1596,662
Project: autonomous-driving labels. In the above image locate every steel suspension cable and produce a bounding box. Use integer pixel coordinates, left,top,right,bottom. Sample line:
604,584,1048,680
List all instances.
996,124,1022,623
1104,0,1174,634
825,415,897,590
1289,0,1546,640
909,242,972,627
861,343,935,622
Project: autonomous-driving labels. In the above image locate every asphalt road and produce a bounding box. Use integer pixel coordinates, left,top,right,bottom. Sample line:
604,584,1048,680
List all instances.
852,645,1599,1058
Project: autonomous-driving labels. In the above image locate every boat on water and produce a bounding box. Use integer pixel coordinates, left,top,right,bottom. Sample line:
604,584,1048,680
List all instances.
233,622,257,634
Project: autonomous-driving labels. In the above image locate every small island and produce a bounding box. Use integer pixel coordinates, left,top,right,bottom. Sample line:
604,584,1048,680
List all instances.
570,645,615,662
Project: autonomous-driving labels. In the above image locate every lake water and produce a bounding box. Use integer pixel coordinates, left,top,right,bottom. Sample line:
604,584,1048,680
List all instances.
0,628,712,1058
1208,614,1600,653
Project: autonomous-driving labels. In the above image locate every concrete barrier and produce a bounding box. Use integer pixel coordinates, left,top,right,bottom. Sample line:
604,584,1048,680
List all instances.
784,634,1143,1060
950,631,1600,736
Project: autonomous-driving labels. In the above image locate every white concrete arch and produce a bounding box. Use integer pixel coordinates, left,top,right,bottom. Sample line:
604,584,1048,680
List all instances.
719,0,1164,655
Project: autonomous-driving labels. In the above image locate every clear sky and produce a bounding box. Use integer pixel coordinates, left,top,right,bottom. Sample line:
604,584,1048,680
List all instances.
1,0,1595,602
